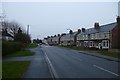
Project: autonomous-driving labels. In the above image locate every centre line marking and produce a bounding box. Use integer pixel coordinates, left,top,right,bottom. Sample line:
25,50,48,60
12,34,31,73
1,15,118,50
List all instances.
93,65,119,76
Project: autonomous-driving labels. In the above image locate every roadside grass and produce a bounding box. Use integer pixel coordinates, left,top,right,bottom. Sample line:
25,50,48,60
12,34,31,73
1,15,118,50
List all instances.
58,45,89,51
96,50,120,58
3,49,35,57
27,43,38,48
2,61,31,78
0,60,2,79
58,45,120,59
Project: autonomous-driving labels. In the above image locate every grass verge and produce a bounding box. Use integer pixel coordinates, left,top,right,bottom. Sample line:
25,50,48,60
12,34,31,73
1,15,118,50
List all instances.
97,50,120,58
3,49,35,57
2,61,31,78
27,43,38,48
58,45,120,59
58,45,89,51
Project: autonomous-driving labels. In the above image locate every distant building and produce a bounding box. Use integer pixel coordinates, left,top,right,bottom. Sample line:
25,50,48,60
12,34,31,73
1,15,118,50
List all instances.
52,36,61,45
46,36,53,45
2,32,14,41
45,17,120,50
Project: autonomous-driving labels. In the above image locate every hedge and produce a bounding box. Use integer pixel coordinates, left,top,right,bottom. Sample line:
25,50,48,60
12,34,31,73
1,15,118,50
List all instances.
2,41,21,56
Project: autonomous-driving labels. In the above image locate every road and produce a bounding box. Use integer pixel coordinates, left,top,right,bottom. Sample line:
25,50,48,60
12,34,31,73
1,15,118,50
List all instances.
41,45,119,78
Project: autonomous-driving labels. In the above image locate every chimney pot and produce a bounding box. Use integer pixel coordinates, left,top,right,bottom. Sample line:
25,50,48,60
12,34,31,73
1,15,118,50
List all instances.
94,22,100,29
82,28,85,32
117,16,120,24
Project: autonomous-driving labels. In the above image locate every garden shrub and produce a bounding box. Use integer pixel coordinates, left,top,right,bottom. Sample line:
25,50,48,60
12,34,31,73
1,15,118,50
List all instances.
2,41,21,56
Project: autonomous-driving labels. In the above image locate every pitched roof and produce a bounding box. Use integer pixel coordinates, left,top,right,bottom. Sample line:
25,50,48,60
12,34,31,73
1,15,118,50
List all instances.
78,22,117,36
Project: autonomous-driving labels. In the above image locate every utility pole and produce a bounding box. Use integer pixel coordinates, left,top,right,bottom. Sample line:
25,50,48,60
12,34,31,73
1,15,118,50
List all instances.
27,24,29,35
26,24,30,44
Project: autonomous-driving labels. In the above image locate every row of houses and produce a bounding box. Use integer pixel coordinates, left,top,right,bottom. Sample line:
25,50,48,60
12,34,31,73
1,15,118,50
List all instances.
44,16,120,50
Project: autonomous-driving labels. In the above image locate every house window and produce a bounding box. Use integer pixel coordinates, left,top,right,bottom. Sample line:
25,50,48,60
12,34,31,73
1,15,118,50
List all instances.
90,41,93,46
98,33,101,39
86,35,88,40
104,33,107,38
83,35,85,40
103,41,106,47
91,34,94,39
104,32,109,39
102,40,109,47
95,33,98,39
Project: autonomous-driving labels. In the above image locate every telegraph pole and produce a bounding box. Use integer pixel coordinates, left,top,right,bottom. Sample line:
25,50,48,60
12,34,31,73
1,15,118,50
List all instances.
27,24,30,44
27,24,29,35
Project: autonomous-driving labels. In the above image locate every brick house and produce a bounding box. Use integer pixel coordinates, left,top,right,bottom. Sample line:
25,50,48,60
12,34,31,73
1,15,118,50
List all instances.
111,16,120,50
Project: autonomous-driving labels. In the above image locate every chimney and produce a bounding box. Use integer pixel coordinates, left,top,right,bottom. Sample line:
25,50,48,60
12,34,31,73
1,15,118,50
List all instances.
54,35,56,37
58,34,60,36
116,16,120,24
94,22,100,29
47,36,50,38
82,28,85,32
77,29,81,34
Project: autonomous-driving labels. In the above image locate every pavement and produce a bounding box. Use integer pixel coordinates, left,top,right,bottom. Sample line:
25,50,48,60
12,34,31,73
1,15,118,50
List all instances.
23,47,51,78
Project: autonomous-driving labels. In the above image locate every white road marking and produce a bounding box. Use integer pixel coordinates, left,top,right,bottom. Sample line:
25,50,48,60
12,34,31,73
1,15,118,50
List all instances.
93,65,119,76
44,51,59,78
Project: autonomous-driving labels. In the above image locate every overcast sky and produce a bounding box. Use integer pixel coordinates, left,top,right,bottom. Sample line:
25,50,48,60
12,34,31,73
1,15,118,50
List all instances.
0,1,119,39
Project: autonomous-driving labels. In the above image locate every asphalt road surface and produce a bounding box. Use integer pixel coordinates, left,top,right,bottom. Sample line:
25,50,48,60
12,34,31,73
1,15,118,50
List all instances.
41,45,119,78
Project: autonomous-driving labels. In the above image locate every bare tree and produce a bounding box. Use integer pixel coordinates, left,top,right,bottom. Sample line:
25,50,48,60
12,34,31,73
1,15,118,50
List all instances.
2,20,25,38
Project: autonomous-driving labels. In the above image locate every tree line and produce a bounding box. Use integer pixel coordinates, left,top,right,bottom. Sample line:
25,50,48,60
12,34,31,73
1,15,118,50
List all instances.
2,20,31,44
1,20,31,56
